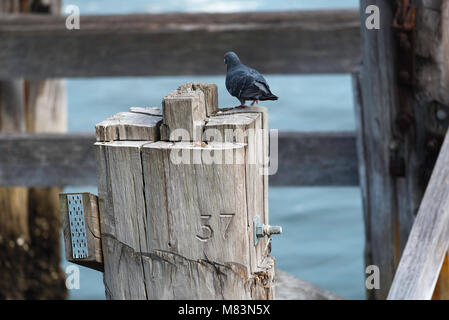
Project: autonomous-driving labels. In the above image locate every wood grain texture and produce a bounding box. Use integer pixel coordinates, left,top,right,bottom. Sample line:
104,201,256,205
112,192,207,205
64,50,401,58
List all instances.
179,83,218,116
205,106,269,271
357,0,404,300
95,139,274,299
0,131,358,186
358,0,449,299
388,131,449,300
94,96,277,299
95,112,161,142
60,192,103,272
162,86,206,142
0,10,361,78
94,141,150,299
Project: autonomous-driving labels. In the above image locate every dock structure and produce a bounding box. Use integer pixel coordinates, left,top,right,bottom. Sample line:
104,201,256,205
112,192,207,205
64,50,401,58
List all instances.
1,0,449,300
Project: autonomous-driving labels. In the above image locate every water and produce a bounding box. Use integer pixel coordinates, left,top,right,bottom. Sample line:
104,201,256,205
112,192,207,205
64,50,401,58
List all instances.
61,0,365,300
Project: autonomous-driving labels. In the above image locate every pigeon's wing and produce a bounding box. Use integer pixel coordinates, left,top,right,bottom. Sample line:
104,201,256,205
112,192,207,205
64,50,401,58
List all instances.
238,66,274,99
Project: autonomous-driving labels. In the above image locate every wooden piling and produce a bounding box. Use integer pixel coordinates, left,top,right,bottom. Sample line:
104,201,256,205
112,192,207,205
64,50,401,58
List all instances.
356,0,449,299
94,83,275,299
0,0,67,299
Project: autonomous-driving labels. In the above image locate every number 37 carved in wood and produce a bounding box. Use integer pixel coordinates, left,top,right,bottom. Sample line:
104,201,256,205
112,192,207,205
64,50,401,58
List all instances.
196,213,235,242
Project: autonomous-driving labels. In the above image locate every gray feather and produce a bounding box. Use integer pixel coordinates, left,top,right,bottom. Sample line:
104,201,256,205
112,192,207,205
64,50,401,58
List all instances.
224,52,278,105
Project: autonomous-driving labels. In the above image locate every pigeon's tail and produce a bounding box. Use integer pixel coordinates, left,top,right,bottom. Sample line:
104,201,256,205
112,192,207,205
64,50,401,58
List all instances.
259,94,278,101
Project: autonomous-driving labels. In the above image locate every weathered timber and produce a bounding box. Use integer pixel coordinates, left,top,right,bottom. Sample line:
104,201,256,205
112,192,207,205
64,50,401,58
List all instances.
274,270,343,300
205,106,269,271
162,85,207,142
95,112,162,142
95,140,274,299
357,0,449,299
179,83,218,116
60,192,103,272
129,107,162,117
94,84,277,299
0,10,361,78
0,131,358,187
388,130,449,300
95,141,149,299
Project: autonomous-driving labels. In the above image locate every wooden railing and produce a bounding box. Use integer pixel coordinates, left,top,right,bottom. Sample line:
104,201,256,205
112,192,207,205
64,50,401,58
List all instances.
0,10,360,78
0,9,361,187
0,131,358,186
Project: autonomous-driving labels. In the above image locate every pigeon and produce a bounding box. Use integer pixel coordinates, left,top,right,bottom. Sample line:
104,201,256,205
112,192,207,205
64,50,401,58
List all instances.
224,51,278,108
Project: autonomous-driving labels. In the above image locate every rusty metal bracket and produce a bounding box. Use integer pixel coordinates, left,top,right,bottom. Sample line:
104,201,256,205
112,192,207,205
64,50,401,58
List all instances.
393,0,417,87
390,0,417,178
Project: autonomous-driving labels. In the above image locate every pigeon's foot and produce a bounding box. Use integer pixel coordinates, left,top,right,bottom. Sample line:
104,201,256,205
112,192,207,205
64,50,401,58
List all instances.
235,105,247,109
250,100,259,106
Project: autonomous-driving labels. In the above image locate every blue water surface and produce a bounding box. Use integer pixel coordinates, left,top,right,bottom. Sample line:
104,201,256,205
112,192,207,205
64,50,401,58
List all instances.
62,0,364,300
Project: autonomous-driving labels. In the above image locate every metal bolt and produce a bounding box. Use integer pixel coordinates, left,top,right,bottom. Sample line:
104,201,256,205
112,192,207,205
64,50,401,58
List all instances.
389,140,399,152
263,225,282,236
436,109,447,121
253,216,282,246
426,138,439,151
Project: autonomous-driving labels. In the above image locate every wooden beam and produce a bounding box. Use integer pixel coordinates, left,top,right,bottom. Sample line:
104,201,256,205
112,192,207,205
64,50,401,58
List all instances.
357,0,449,300
0,10,361,78
388,130,449,300
0,131,358,187
270,131,359,186
0,133,96,186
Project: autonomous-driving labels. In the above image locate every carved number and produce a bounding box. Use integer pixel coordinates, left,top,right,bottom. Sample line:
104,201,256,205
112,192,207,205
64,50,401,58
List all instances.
196,213,235,242
196,215,213,242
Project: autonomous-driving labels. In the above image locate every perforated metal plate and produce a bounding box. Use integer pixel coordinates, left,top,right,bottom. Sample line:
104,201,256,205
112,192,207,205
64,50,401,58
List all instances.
67,194,88,259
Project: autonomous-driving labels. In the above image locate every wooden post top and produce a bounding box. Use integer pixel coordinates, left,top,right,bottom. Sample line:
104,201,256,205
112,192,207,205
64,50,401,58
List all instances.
95,82,267,144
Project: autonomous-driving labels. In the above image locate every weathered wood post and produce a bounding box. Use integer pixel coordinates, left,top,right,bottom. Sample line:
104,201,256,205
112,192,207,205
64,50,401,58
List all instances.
92,83,279,299
355,0,449,299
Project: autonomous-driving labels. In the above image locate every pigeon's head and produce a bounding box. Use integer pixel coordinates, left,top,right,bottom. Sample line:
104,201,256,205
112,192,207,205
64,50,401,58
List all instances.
224,52,241,69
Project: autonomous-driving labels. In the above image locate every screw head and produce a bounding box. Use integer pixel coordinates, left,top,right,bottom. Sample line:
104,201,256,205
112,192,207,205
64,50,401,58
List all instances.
437,109,447,121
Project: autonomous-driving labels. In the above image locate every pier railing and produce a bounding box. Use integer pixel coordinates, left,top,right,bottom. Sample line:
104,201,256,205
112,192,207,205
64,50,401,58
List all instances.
0,9,361,188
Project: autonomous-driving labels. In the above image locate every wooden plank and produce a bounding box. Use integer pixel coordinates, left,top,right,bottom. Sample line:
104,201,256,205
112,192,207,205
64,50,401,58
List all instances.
0,131,358,187
270,131,358,186
0,10,361,78
0,132,97,186
356,0,403,300
60,192,103,272
388,130,449,300
94,140,149,299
